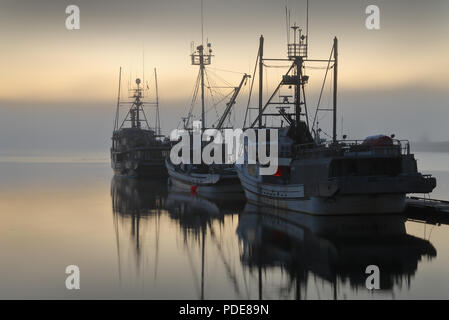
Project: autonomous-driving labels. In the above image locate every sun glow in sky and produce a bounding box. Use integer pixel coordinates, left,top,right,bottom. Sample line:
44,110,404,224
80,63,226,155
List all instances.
1,0,448,102
0,0,448,147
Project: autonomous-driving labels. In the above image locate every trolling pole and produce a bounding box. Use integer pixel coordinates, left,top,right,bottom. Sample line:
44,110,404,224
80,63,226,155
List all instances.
216,74,250,130
258,36,264,128
114,67,122,131
154,68,161,136
332,37,338,143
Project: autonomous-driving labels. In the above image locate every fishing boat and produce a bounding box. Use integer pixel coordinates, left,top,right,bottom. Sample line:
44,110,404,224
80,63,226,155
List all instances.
111,68,170,178
165,38,249,196
235,12,436,215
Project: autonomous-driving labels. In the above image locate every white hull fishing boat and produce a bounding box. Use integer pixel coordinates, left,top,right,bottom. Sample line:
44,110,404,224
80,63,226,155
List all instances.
236,8,436,215
166,21,249,195
166,161,243,196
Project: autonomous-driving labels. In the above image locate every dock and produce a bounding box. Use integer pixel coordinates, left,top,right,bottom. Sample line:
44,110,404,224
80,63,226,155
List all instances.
405,196,449,225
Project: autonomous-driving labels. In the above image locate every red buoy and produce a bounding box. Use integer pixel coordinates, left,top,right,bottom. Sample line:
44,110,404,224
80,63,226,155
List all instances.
190,185,198,195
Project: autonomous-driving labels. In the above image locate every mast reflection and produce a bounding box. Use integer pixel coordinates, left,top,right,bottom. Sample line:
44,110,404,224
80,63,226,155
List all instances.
111,176,167,280
165,186,245,299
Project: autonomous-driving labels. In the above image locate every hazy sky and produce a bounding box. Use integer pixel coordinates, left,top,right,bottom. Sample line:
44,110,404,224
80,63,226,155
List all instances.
0,0,448,153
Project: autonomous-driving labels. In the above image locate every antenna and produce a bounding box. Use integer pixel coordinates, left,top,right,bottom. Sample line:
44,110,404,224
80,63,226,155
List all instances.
201,0,204,45
306,0,309,45
142,45,145,97
191,1,213,131
285,3,289,44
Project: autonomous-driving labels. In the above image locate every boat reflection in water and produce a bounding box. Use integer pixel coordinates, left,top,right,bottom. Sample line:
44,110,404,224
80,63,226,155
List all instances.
110,177,437,299
165,186,245,229
237,204,437,299
165,186,245,299
111,176,167,280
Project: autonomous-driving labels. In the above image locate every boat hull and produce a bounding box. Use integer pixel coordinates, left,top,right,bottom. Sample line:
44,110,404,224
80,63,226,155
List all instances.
166,159,243,197
112,159,168,178
236,165,406,215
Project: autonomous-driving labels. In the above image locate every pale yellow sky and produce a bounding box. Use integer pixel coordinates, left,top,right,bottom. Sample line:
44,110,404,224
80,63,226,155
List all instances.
1,0,448,104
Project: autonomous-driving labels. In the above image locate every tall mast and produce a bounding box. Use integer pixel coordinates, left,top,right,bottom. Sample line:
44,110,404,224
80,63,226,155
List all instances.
295,56,302,132
191,43,213,131
288,23,307,135
114,67,122,131
131,78,142,128
154,68,161,135
194,0,209,131
200,45,206,130
258,36,264,129
332,37,338,143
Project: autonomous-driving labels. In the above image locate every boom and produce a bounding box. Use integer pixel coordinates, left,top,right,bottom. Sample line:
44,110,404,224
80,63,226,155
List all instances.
216,74,250,130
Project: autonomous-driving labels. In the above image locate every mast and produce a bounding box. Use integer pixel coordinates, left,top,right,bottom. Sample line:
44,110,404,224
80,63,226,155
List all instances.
114,67,122,131
200,45,206,130
332,37,338,143
191,43,213,131
295,56,302,133
131,78,142,128
258,36,264,129
154,68,161,136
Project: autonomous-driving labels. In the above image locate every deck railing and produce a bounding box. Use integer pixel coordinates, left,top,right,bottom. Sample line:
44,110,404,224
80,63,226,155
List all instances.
292,139,411,159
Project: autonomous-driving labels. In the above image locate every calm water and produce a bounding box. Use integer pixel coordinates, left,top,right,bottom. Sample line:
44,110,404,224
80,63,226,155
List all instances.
1,152,449,299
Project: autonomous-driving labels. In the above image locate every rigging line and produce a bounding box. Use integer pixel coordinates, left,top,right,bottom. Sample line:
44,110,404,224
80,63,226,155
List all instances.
319,127,333,140
204,69,216,104
307,65,333,70
205,70,228,101
249,63,296,128
207,90,233,112
427,224,436,241
206,91,234,126
312,45,335,130
119,104,132,129
185,70,202,128
208,66,245,75
206,68,233,87
262,63,290,68
243,47,260,128
179,70,200,128
140,104,151,131
204,69,220,120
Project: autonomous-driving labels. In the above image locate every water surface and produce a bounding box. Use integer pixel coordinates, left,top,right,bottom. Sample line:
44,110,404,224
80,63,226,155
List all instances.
0,152,448,299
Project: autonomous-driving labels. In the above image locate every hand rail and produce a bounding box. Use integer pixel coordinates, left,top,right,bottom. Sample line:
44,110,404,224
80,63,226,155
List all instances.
292,139,411,157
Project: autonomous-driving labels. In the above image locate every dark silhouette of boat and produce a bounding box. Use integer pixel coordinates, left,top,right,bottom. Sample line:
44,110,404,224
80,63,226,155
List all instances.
111,69,170,178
